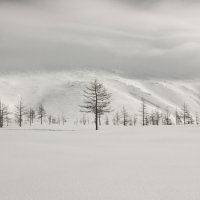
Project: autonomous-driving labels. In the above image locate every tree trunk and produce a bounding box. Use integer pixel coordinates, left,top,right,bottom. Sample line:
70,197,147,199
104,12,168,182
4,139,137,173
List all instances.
19,115,22,127
95,94,98,130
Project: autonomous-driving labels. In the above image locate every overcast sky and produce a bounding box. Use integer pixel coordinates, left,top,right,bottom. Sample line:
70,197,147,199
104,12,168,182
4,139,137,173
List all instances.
1,0,200,79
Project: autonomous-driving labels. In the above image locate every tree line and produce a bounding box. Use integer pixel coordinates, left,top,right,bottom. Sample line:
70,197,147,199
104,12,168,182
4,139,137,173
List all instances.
80,80,199,130
0,99,67,128
0,80,199,130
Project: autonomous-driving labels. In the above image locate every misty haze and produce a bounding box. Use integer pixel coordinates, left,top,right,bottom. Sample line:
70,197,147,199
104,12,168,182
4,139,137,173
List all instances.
0,0,200,200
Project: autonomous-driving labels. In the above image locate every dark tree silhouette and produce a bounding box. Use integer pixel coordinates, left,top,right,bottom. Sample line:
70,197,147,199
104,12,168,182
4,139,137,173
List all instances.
140,98,148,126
37,104,47,125
164,107,172,125
182,103,190,125
175,110,182,125
27,107,35,126
121,106,129,126
0,101,10,128
15,99,26,127
80,80,112,130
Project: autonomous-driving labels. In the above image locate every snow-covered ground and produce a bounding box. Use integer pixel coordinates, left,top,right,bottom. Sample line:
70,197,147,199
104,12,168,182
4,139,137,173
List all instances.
0,126,200,200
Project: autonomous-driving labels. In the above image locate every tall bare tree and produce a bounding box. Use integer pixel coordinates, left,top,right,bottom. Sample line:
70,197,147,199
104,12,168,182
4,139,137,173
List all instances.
0,101,10,128
150,110,161,126
182,103,189,125
27,107,35,126
164,107,172,125
175,110,182,125
140,98,148,126
37,104,47,125
121,106,129,126
80,80,112,130
149,111,156,125
15,99,26,127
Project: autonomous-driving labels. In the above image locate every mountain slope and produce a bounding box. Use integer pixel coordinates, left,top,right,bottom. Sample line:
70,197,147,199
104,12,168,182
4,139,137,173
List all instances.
0,71,200,121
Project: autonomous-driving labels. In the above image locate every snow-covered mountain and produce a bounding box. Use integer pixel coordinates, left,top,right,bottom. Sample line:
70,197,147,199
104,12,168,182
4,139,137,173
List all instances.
0,71,200,120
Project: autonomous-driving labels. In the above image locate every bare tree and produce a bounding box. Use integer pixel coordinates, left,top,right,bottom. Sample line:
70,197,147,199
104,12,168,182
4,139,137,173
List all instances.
140,98,148,126
27,107,35,126
15,99,26,127
155,111,161,125
175,110,182,125
0,101,10,128
150,110,161,126
182,103,189,125
4,107,11,127
37,104,47,125
164,107,172,125
149,111,155,125
80,80,112,130
31,108,35,124
188,113,194,125
121,106,129,126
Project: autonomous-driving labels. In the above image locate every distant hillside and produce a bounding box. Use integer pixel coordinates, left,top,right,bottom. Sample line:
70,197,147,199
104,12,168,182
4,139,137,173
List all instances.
0,71,200,122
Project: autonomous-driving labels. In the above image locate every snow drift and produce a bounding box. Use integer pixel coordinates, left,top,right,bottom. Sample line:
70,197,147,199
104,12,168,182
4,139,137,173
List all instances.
0,126,200,200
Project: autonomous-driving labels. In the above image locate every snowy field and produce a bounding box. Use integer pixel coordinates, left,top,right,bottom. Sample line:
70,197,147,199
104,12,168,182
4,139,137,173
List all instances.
0,126,200,200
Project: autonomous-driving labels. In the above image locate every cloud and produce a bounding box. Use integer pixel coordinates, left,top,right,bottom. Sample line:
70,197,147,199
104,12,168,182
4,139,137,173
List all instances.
0,0,200,79
114,0,200,6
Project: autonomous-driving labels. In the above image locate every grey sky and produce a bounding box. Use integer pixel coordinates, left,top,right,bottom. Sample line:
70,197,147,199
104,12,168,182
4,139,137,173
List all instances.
0,0,200,79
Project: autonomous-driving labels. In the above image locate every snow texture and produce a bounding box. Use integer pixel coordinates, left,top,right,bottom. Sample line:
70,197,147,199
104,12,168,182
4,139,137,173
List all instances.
0,126,200,200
